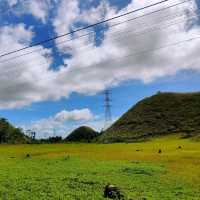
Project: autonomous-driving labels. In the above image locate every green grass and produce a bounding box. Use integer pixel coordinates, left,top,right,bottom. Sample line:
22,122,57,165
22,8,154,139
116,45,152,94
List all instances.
0,135,199,199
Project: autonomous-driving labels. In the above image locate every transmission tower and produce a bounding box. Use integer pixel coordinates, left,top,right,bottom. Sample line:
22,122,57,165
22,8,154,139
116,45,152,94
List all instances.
103,89,112,130
26,129,36,140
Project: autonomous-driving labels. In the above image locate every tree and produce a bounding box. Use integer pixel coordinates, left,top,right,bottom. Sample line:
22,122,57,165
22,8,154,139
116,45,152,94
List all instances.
0,118,29,144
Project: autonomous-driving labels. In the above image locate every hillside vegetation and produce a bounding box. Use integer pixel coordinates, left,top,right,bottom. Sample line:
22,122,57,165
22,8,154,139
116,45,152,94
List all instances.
65,126,99,142
0,118,29,144
99,92,200,143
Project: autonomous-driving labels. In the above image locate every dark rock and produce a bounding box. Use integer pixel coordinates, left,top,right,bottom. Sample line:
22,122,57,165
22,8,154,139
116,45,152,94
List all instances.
64,155,70,160
26,154,30,158
131,161,140,164
104,184,126,199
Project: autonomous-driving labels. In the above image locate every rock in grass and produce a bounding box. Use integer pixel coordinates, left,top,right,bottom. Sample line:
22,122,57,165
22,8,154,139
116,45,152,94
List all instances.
64,155,70,160
104,184,126,199
26,154,30,158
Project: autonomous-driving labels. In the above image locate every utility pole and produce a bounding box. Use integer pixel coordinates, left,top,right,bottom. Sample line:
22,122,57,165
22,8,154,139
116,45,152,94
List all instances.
32,131,36,140
26,129,36,140
103,89,112,130
53,128,56,137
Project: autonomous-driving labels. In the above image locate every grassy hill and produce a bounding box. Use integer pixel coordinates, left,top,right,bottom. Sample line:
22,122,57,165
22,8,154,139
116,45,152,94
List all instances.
99,92,200,143
0,118,29,144
65,126,99,142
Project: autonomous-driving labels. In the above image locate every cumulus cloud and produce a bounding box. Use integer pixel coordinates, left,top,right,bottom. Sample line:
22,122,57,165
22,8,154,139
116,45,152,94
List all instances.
53,0,80,35
24,0,50,23
0,0,200,109
80,0,113,24
52,0,112,35
7,0,18,7
0,24,54,109
5,0,51,23
24,108,94,138
55,0,200,87
55,108,93,122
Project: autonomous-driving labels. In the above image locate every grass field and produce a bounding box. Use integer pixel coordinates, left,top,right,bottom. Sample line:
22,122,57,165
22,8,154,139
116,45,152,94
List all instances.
0,135,199,200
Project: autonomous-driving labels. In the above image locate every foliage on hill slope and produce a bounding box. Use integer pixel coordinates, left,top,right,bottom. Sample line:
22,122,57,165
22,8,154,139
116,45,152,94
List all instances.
0,118,29,144
65,126,99,142
99,92,200,143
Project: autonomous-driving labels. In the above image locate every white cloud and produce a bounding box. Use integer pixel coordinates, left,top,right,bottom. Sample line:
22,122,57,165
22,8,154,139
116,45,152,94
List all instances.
55,108,93,122
0,24,54,109
52,0,111,36
7,0,18,7
56,0,200,87
25,0,49,23
0,23,33,45
24,108,94,138
0,0,200,110
53,0,80,35
80,0,113,24
22,112,117,139
6,0,51,23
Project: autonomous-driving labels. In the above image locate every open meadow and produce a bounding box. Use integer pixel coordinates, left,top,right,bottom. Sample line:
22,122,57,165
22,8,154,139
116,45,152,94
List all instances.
0,135,199,200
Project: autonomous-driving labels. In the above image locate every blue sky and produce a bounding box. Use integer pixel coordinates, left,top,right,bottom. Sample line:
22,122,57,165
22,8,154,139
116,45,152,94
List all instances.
0,0,200,138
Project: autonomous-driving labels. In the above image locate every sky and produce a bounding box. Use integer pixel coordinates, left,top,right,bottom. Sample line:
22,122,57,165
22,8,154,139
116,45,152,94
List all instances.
0,0,200,138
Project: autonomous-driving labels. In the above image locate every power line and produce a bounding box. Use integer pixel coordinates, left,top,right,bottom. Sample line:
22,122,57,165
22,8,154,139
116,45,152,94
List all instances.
109,0,192,28
0,13,192,75
1,25,200,77
1,34,200,93
0,2,196,66
68,35,200,76
1,0,192,62
0,1,197,83
0,0,184,59
0,0,191,63
0,0,192,65
64,13,199,60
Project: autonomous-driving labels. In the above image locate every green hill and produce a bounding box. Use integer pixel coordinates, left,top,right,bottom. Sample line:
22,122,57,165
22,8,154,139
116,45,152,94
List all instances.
0,118,29,144
65,126,98,142
99,92,200,143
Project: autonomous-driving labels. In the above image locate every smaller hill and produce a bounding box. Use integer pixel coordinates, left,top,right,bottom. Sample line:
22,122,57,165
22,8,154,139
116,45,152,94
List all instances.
65,126,99,142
